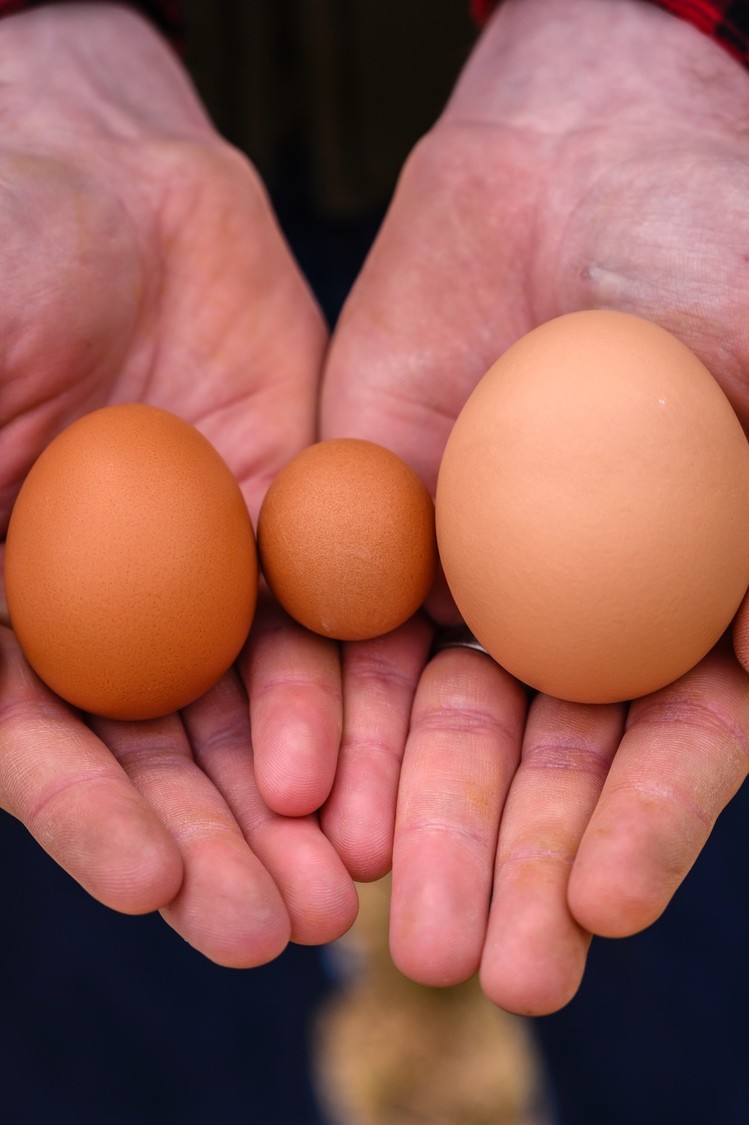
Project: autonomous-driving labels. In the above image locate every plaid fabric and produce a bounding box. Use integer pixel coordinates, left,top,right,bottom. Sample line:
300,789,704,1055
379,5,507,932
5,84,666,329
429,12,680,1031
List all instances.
0,0,183,41
471,1,749,67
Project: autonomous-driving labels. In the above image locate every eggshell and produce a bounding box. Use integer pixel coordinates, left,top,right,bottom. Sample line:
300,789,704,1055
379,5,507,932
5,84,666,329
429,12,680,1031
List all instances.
5,403,257,720
257,438,436,640
436,310,749,703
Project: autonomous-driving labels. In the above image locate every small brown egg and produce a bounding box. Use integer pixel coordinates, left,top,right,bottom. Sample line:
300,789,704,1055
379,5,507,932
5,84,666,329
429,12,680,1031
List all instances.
257,438,436,640
5,403,257,720
436,310,749,703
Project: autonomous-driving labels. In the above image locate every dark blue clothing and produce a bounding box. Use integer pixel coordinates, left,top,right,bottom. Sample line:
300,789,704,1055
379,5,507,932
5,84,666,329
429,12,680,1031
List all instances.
533,775,749,1124
0,811,333,1125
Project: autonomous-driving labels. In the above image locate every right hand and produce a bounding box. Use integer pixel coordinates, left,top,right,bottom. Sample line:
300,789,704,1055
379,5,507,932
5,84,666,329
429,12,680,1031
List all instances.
0,3,357,966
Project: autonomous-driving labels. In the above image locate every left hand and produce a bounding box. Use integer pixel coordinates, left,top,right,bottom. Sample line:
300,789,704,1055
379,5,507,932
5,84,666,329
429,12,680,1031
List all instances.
317,0,749,1012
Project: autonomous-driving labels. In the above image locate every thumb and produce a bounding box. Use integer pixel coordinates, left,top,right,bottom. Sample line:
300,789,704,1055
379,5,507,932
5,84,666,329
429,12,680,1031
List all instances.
320,126,530,493
320,129,533,625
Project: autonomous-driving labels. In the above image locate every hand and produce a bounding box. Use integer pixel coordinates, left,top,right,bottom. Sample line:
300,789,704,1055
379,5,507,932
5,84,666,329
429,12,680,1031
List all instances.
0,4,357,964
319,0,749,1012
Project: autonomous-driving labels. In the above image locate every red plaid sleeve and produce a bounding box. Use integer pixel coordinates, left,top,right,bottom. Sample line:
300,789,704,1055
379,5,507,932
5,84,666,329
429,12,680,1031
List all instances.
471,0,749,69
0,0,183,42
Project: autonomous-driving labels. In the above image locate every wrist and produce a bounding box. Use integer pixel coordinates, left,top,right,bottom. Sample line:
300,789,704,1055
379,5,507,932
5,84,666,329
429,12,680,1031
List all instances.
0,3,213,148
474,0,749,70
448,0,749,140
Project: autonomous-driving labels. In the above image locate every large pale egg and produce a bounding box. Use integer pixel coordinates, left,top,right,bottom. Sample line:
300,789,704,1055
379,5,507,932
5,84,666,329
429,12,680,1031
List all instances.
5,403,257,720
436,310,749,703
258,438,436,640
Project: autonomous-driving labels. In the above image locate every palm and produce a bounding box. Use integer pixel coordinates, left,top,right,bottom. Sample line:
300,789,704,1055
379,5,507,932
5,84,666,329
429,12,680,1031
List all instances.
325,119,749,474
320,0,749,1013
0,145,322,526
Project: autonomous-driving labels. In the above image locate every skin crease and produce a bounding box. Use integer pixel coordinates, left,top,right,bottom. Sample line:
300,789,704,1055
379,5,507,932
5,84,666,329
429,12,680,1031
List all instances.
5,0,749,1020
311,0,749,1015
0,4,358,967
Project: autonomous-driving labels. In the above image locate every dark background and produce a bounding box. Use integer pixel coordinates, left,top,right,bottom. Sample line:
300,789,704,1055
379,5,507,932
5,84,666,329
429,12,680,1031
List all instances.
181,0,479,321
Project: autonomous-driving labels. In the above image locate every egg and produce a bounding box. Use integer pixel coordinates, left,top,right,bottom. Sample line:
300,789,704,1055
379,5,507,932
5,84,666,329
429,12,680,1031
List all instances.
257,438,436,640
5,403,257,720
436,310,749,703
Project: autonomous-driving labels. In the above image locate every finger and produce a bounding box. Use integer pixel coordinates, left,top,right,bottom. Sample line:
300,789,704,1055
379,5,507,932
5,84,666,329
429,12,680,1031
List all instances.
732,587,749,671
480,695,625,1015
240,596,342,817
569,640,749,938
188,673,358,947
389,648,527,986
92,673,290,969
0,544,8,625
321,615,433,881
0,625,183,914
244,812,359,947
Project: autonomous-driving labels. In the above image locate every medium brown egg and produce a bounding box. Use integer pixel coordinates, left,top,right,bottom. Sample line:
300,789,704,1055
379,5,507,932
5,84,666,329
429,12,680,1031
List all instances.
436,310,749,703
5,403,257,720
257,438,436,640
